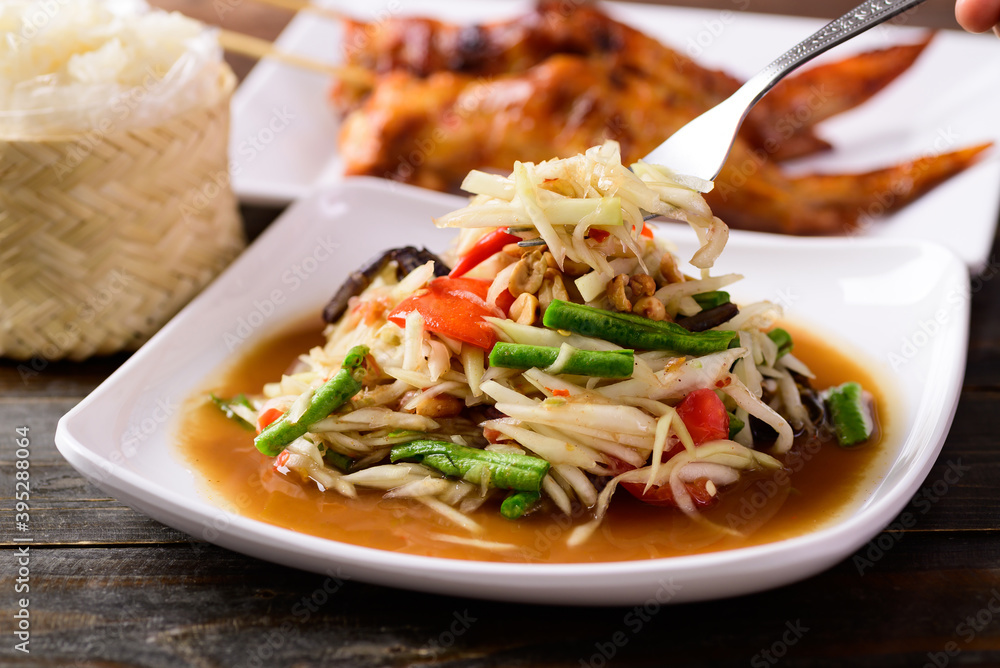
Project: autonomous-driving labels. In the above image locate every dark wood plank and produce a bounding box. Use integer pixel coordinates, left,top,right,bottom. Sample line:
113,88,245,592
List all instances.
0,355,129,399
0,400,80,465
0,504,187,547
911,390,1000,532
0,399,189,546
240,204,285,244
965,253,1000,388
2,533,999,667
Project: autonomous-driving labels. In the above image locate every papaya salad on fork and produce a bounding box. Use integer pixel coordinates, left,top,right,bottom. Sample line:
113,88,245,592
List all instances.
212,141,877,551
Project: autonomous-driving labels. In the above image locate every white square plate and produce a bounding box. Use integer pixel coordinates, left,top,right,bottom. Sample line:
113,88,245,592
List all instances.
230,0,1000,271
57,178,968,605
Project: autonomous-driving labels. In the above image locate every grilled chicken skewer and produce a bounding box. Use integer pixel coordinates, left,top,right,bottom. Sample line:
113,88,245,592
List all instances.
331,2,990,234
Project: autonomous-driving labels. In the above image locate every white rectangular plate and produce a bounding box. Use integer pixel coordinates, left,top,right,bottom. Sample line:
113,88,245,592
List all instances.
230,0,1000,271
57,178,968,605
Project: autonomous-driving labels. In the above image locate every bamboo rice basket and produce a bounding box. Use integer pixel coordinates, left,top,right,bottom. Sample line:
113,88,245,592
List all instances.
0,63,244,361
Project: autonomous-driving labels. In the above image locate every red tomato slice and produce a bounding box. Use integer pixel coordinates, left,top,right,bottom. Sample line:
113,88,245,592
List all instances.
620,388,729,507
495,289,515,316
256,407,284,434
676,388,729,445
621,478,717,508
387,277,503,350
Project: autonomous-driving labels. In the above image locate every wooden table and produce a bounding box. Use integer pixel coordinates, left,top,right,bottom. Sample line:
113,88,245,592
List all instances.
4,1,999,665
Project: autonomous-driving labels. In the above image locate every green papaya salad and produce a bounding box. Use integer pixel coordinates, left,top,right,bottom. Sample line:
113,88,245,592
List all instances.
212,141,877,549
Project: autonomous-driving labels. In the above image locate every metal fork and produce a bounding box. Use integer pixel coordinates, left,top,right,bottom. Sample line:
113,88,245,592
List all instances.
643,0,929,180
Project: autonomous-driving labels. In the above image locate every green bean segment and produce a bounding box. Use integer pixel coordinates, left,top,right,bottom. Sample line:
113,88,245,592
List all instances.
489,342,634,378
254,345,370,457
825,382,873,447
767,328,793,358
693,291,731,310
390,440,550,492
210,393,256,431
500,491,540,519
727,411,745,440
322,449,353,472
542,299,736,355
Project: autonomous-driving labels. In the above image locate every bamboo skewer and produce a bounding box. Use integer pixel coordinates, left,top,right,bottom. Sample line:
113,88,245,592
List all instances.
217,28,374,87
248,0,347,22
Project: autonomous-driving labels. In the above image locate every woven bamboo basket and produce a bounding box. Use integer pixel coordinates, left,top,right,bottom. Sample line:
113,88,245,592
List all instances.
0,64,244,361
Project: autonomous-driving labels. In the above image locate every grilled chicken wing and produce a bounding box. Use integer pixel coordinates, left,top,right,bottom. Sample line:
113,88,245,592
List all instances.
333,2,801,160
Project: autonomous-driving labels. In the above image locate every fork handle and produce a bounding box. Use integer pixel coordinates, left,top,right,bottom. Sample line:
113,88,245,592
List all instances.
741,0,930,108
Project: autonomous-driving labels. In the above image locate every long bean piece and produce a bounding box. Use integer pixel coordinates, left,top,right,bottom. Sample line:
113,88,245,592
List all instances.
390,440,550,492
542,300,736,355
210,393,256,431
489,342,633,378
825,382,873,448
500,491,540,519
254,345,370,456
323,449,353,472
693,291,731,310
767,328,793,358
727,411,745,440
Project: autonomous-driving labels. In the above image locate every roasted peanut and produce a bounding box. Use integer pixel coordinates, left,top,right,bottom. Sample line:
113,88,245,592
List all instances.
607,273,632,312
633,296,667,321
509,249,546,296
415,394,464,418
510,292,539,325
659,252,685,285
537,268,569,311
560,258,593,277
502,242,526,258
629,274,656,299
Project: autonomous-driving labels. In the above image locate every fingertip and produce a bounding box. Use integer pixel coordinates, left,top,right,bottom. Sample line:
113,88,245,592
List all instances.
956,0,1000,33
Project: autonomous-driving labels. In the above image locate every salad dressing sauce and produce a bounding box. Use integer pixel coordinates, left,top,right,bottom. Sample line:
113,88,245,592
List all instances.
178,320,892,563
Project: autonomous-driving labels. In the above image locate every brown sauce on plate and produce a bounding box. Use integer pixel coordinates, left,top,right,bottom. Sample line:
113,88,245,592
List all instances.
177,318,894,563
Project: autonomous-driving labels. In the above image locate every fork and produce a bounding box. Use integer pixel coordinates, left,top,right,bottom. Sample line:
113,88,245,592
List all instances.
643,0,929,180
